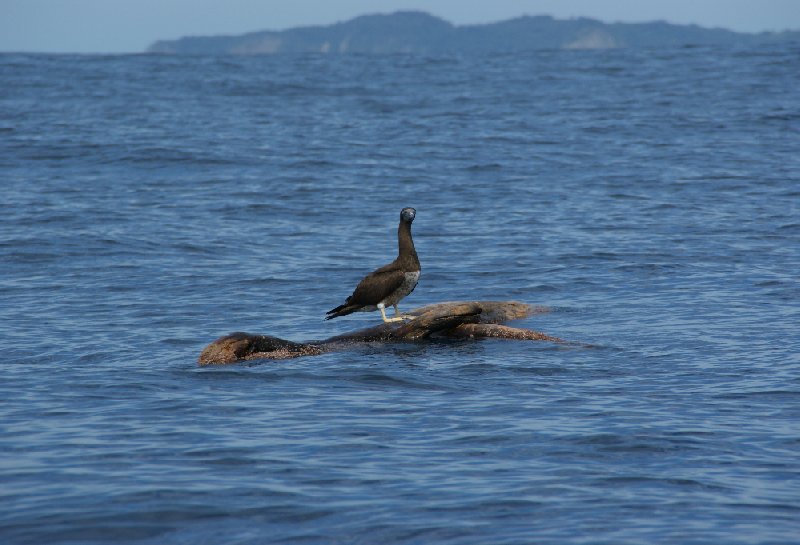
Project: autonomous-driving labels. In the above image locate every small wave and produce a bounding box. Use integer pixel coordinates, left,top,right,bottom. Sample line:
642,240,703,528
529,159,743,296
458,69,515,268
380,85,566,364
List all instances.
715,390,800,401
598,476,732,492
349,372,449,391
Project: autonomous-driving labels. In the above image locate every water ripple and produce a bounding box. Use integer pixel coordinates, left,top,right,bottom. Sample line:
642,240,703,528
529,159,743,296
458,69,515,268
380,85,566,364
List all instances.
1,46,799,545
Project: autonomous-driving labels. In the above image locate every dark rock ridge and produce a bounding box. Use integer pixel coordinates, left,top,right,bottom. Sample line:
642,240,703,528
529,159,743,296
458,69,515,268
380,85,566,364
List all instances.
148,11,799,54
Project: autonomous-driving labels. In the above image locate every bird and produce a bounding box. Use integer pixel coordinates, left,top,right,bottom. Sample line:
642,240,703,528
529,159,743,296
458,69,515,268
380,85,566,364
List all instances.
326,207,421,323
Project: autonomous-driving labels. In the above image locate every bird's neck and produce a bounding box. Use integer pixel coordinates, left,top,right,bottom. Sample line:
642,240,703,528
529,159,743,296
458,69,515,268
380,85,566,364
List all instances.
397,221,419,269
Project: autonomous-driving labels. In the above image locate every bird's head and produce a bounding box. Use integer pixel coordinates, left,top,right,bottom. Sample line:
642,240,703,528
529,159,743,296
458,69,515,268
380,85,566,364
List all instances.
400,207,416,223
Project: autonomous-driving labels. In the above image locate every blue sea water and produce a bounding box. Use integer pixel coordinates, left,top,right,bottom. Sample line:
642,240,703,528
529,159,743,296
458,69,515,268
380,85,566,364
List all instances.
1,44,799,544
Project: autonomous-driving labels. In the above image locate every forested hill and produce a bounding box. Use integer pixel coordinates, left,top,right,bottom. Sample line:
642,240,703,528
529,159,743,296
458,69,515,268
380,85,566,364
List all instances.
147,11,800,54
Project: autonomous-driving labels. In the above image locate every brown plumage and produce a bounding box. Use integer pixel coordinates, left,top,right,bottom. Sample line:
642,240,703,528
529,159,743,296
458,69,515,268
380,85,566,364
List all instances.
326,208,420,322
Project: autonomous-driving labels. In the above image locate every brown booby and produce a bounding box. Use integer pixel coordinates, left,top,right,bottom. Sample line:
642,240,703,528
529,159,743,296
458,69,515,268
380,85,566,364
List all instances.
326,207,420,323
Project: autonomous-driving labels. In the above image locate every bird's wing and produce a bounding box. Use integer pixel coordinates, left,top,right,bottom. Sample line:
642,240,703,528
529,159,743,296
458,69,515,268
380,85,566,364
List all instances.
349,267,406,307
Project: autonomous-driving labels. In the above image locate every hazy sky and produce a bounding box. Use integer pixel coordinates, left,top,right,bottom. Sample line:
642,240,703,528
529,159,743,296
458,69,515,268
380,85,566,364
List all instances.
2,0,799,53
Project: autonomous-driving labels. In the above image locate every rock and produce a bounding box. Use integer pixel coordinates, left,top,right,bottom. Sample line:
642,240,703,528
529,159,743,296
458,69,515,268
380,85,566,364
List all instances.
197,300,564,365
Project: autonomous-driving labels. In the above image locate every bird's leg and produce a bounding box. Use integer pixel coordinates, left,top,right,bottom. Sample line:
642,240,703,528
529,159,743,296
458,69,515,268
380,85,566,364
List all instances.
393,304,415,322
378,303,404,323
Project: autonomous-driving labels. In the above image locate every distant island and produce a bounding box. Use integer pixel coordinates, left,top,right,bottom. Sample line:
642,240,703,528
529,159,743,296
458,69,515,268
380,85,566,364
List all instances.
147,11,800,55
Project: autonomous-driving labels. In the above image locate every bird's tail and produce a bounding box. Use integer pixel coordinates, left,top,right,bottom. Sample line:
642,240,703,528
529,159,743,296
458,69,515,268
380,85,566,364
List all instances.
325,300,358,320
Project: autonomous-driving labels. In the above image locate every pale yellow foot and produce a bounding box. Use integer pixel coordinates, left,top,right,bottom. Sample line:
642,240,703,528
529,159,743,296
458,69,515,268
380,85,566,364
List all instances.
383,316,405,323
379,304,406,323
393,305,415,322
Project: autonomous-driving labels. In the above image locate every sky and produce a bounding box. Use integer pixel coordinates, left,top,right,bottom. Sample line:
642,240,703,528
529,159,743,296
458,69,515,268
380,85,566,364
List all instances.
2,0,799,53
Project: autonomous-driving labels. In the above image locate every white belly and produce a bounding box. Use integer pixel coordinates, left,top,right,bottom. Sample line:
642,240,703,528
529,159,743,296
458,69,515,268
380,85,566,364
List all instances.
382,271,420,307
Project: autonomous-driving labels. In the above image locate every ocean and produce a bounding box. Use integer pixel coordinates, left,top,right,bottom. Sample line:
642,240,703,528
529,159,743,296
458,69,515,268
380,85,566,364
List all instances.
1,44,799,544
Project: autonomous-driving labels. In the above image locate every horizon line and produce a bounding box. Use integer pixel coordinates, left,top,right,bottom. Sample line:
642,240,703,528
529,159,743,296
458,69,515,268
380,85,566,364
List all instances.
3,9,798,55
